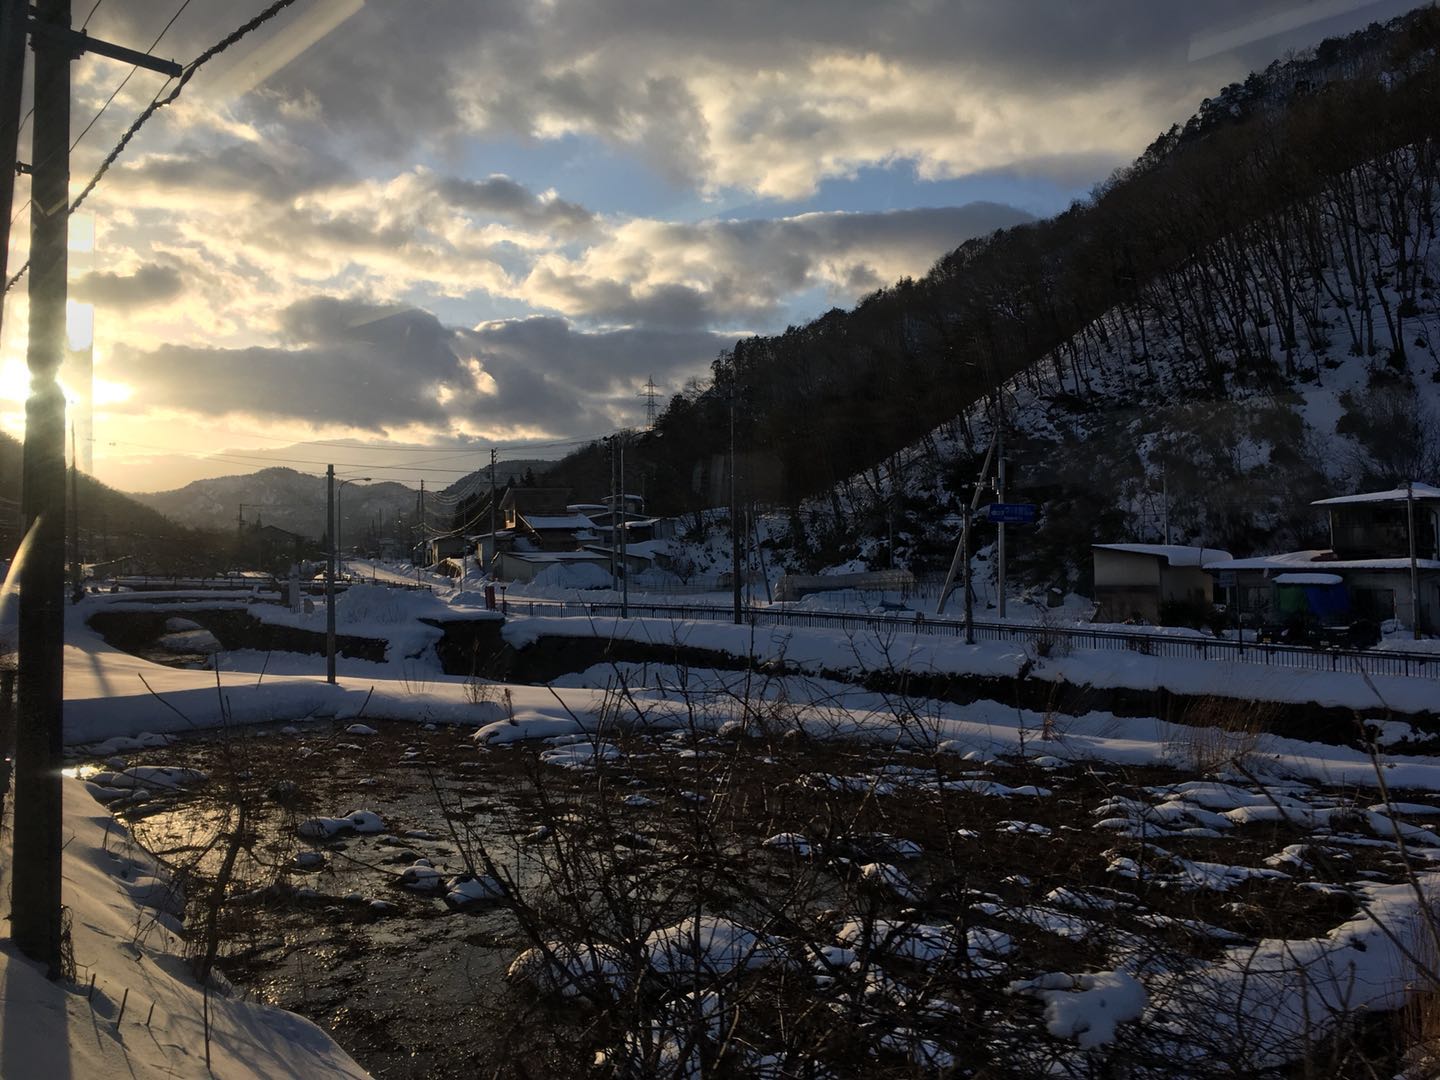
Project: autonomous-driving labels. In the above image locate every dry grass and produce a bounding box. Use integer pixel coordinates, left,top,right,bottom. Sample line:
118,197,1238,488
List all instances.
1163,696,1277,774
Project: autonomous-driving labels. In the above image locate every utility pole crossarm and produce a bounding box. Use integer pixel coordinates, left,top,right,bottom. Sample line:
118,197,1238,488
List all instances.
24,15,183,76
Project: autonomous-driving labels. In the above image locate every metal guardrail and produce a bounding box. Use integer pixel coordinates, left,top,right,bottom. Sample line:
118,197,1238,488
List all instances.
517,599,1440,679
107,575,433,594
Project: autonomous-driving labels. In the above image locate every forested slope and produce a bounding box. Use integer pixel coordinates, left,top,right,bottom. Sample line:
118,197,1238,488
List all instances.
543,7,1440,588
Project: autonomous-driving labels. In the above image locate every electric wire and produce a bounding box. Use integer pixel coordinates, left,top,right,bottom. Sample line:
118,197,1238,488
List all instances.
70,0,195,160
5,0,302,295
79,0,105,32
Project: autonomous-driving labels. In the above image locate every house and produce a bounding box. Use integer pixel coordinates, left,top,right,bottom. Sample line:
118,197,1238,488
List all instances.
493,550,612,584
1091,544,1233,624
514,512,599,551
239,522,314,574
1315,483,1440,560
500,488,573,529
420,535,470,566
1203,484,1440,633
495,487,599,551
473,529,516,570
581,544,656,577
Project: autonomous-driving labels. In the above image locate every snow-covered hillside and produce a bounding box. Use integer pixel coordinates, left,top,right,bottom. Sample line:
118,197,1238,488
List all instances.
788,139,1440,589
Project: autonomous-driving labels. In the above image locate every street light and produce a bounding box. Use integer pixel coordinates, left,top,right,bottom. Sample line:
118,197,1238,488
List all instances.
335,477,371,579
326,469,370,685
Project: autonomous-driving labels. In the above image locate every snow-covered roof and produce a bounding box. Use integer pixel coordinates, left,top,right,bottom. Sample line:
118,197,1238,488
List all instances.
1274,573,1345,586
622,539,674,557
1092,543,1234,567
566,503,607,512
521,513,598,531
502,551,610,563
1206,550,1440,572
1312,483,1440,506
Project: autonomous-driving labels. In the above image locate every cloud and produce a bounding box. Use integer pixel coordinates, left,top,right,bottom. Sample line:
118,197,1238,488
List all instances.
191,0,1388,198
428,174,596,235
108,298,732,435
72,264,184,309
112,298,473,431
107,139,355,206
521,202,1033,328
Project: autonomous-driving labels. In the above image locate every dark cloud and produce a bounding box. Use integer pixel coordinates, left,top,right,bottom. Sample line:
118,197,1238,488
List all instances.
112,297,731,433
524,202,1033,329
72,264,183,308
522,269,764,331
110,140,355,203
455,317,734,428
428,174,596,234
137,0,1418,182
115,298,475,431
74,0,1424,203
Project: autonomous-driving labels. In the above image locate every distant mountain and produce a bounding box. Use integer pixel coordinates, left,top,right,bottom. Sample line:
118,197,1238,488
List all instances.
134,467,418,549
0,432,230,574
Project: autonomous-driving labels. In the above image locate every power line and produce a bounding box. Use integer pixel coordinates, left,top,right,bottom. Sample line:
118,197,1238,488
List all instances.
79,0,104,31
5,0,302,296
70,0,195,159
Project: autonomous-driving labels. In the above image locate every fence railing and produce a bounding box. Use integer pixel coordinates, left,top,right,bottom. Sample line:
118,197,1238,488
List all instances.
514,599,1440,680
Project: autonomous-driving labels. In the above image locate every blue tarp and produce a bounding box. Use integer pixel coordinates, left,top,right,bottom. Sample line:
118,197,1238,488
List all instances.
1276,582,1350,618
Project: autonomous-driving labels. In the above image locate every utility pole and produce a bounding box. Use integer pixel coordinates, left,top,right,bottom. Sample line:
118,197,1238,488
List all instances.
730,394,742,625
936,427,998,645
607,437,619,593
488,448,497,574
1161,471,1171,545
1408,479,1421,640
0,0,27,342
68,421,80,602
996,409,1007,620
619,434,629,618
325,464,336,684
12,0,71,978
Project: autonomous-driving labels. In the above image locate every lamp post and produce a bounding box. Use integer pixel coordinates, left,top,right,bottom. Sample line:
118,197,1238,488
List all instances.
335,477,371,579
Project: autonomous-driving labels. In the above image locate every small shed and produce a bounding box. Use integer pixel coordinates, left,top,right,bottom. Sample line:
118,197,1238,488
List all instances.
1091,544,1233,625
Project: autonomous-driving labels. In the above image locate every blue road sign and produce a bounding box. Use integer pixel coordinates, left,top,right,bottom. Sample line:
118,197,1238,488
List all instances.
985,502,1036,525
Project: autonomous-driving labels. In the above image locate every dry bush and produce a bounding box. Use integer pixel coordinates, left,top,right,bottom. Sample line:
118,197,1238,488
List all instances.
1026,606,1074,661
1163,696,1277,774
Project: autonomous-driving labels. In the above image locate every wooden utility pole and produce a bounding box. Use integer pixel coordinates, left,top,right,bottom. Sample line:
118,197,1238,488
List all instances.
8,1,178,977
1408,479,1421,641
0,0,27,339
325,464,336,683
996,410,1007,620
618,434,629,618
69,421,81,602
936,426,998,643
13,0,71,977
730,396,741,625
487,448,496,573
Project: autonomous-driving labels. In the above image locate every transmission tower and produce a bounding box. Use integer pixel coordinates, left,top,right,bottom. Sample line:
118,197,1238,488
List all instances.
641,375,660,429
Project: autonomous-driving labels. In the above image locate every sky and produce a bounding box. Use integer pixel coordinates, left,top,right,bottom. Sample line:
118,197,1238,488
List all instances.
0,0,1427,492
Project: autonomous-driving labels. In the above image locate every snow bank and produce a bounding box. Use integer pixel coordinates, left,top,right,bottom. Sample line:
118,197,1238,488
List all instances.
502,612,1440,715
0,780,369,1079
